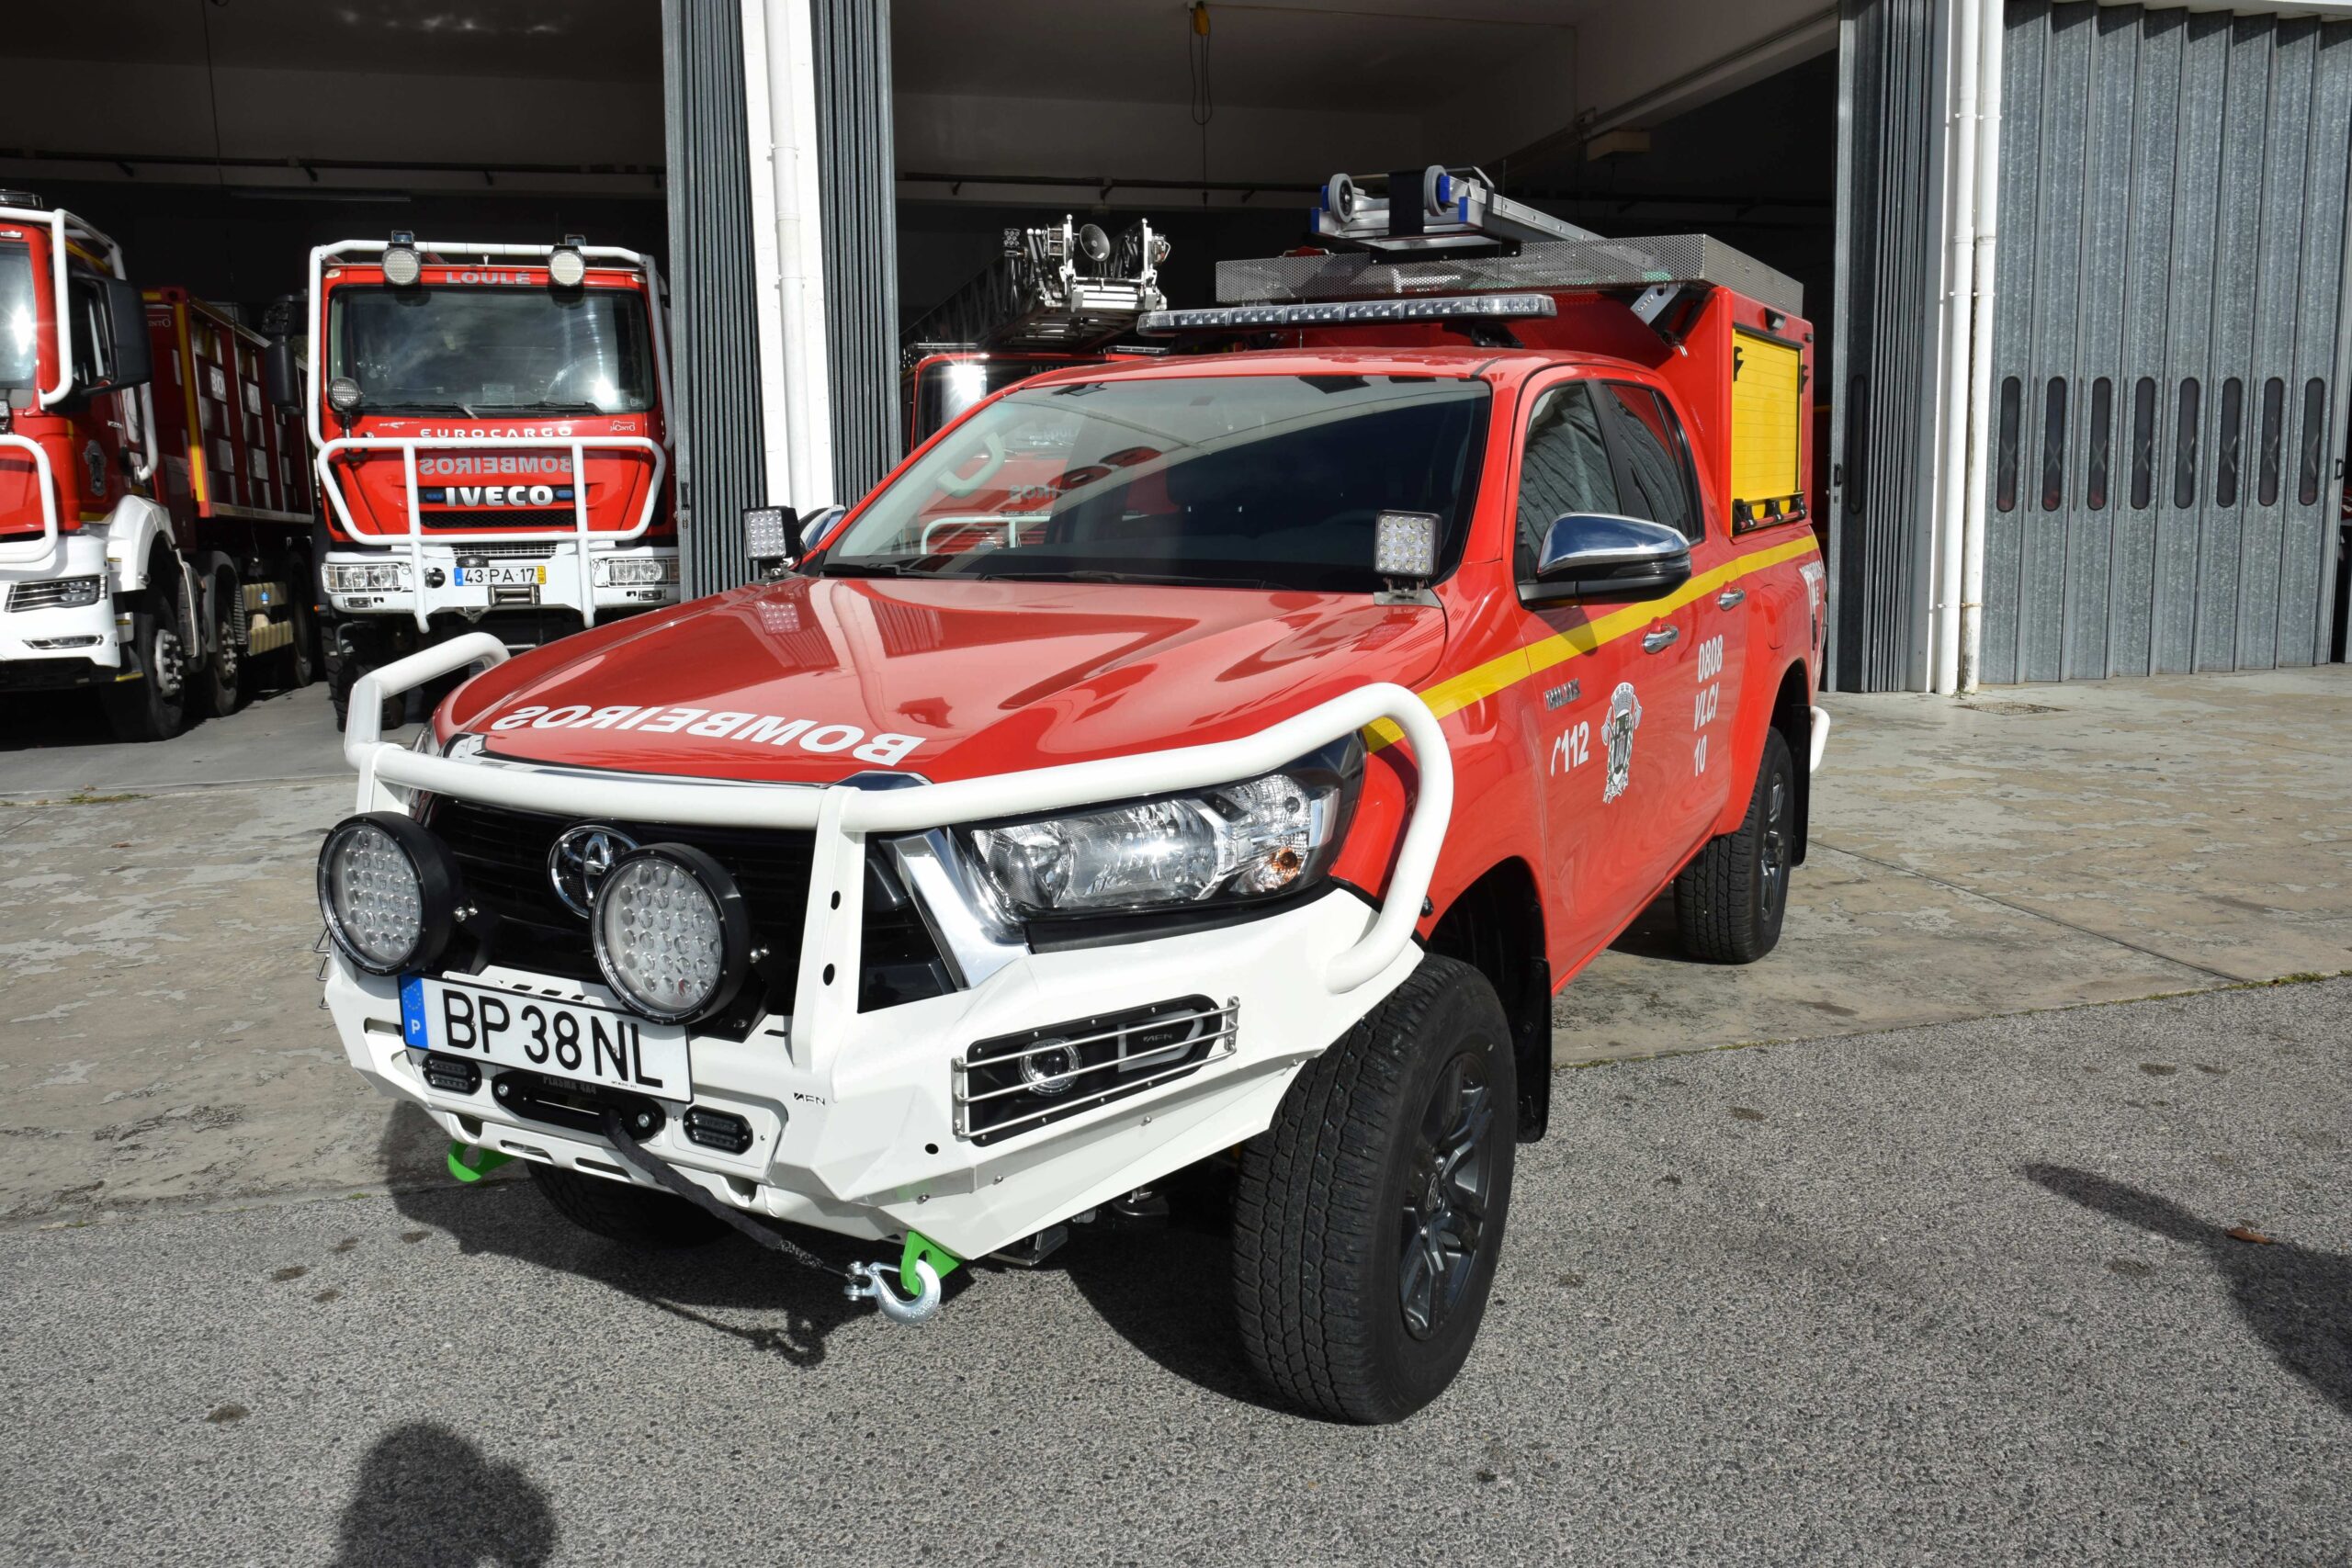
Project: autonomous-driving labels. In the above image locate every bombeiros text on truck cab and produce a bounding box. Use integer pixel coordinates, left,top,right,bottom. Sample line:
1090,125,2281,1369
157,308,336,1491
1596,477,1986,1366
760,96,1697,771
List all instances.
315,164,1830,1424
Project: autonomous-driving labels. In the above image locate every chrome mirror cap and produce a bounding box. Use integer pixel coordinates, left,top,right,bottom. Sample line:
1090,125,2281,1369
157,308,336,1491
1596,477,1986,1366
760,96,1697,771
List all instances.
1527,513,1692,606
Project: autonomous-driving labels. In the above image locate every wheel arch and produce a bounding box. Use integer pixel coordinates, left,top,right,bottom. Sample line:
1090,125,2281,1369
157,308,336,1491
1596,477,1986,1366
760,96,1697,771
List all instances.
1769,660,1812,867
1426,855,1553,1142
100,493,177,595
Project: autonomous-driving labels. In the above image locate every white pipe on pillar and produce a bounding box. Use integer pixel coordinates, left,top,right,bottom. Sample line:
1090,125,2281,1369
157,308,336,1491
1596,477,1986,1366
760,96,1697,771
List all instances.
1957,0,2003,694
1930,0,1981,694
744,0,838,511
739,0,794,506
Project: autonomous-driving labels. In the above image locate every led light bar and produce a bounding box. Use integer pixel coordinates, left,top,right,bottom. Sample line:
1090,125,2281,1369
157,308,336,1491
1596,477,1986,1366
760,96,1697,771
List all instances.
1136,292,1557,335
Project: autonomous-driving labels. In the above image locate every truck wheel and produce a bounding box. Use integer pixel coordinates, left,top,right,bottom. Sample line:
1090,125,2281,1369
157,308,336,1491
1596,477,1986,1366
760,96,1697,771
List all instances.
1231,954,1516,1424
328,658,396,733
99,594,190,743
1673,727,1796,964
527,1162,729,1250
285,592,319,689
193,566,245,719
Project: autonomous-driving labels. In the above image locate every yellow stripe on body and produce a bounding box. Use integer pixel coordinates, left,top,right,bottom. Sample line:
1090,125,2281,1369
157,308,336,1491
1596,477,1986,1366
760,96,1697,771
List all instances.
1365,534,1820,750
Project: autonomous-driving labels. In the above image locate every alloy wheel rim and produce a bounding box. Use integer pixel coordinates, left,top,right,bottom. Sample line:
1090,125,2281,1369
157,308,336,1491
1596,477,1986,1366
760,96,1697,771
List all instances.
1762,776,1790,908
1397,1049,1497,1340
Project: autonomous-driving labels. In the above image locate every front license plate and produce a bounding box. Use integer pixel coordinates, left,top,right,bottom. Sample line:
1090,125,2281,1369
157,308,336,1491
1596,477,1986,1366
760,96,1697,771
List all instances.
453,564,546,587
401,976,689,1099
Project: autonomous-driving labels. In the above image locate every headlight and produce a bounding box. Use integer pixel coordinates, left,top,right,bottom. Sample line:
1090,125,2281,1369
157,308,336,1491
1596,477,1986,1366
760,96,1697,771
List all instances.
322,561,410,593
594,556,681,587
30,575,105,608
591,844,752,1024
963,742,1359,917
317,812,458,976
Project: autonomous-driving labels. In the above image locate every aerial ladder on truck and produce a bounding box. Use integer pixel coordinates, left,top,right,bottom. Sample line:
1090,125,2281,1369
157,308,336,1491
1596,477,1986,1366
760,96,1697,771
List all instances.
899,216,1172,450
286,231,680,729
0,191,316,741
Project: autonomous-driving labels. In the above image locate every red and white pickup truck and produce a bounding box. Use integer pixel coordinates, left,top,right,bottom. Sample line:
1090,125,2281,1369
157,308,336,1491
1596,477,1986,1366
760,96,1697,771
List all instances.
316,192,1827,1424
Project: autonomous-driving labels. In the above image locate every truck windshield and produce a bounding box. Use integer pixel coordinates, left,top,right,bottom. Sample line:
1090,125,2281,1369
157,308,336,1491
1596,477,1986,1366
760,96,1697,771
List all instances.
0,243,36,391
826,372,1489,593
330,286,655,415
908,355,1070,446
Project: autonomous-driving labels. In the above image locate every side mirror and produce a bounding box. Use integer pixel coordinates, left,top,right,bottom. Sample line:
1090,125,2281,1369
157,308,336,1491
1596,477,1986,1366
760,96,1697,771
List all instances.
264,339,300,411
744,504,803,572
93,276,153,395
1523,513,1691,607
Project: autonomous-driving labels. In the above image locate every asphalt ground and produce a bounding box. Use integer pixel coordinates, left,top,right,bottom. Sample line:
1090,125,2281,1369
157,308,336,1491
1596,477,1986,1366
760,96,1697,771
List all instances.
6,977,2347,1567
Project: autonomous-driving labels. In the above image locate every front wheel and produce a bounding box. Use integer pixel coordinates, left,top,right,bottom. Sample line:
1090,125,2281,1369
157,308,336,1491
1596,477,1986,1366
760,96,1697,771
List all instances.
98,593,189,743
1232,954,1516,1424
1674,727,1796,964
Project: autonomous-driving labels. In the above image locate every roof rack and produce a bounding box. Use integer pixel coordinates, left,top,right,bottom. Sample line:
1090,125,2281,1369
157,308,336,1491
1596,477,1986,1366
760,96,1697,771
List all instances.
899,217,1171,365
1216,232,1804,320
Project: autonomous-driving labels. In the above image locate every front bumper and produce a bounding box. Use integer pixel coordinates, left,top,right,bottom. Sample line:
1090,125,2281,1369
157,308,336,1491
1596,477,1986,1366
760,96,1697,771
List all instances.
0,530,125,682
325,633,1453,1261
323,542,680,629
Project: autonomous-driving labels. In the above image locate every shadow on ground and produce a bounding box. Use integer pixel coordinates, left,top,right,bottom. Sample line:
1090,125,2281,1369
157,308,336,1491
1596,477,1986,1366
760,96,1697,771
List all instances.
379,1101,865,1366
2027,1164,2352,1419
330,1421,556,1567
1602,890,1710,965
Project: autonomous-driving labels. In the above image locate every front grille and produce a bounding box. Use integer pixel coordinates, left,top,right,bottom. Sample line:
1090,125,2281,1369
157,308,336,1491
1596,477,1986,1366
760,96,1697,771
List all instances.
7,576,102,612
423,797,952,1028
955,997,1238,1145
421,508,582,531
455,542,559,560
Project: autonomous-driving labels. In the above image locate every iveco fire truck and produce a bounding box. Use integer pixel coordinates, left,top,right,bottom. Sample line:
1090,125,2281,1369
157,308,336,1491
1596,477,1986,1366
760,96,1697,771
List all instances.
0,193,314,740
296,233,679,728
899,215,1169,449
315,165,1829,1425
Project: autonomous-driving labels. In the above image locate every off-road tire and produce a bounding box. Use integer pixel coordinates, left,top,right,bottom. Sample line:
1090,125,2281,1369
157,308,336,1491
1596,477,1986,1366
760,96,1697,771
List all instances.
1232,954,1516,1424
98,593,189,743
285,591,319,688
193,565,245,719
527,1161,729,1251
1674,727,1796,964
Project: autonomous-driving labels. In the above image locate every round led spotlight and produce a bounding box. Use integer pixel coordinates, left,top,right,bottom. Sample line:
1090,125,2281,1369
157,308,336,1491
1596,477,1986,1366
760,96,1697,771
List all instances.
1019,1040,1081,1097
317,812,458,976
381,244,422,288
591,843,752,1025
548,246,586,288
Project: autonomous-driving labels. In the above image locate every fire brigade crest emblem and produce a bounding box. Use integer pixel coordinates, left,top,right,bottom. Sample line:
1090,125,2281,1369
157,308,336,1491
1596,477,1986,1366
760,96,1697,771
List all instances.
1601,680,1642,803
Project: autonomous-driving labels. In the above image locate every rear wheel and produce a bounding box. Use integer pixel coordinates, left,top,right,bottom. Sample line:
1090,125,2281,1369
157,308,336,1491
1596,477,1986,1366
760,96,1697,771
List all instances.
1232,954,1516,1423
1674,728,1796,964
193,566,244,719
285,588,319,689
527,1162,729,1251
99,592,189,743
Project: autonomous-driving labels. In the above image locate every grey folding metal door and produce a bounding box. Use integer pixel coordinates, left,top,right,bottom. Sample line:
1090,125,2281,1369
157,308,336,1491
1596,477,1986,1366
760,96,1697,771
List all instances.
1984,1,2352,681
1828,0,1946,692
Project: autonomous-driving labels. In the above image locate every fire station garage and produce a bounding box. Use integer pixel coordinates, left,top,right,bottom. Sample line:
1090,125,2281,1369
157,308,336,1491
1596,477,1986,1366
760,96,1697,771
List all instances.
5,0,2348,693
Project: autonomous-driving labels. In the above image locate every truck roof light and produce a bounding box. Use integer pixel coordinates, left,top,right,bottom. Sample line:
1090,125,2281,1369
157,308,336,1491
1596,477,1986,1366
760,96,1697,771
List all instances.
548,237,586,288
381,232,421,288
1136,293,1556,335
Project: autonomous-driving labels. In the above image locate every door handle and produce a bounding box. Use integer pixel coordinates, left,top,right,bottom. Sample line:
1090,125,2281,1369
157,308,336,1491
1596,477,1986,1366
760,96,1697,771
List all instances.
1642,625,1680,653
1716,587,1746,609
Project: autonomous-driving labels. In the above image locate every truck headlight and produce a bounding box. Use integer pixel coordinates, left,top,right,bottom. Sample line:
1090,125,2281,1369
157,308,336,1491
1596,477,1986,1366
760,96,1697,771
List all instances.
323,561,410,593
591,844,752,1024
962,741,1359,917
317,813,459,976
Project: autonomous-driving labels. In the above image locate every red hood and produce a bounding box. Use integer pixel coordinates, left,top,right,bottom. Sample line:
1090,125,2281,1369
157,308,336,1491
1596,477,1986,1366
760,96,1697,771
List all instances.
446,576,1446,784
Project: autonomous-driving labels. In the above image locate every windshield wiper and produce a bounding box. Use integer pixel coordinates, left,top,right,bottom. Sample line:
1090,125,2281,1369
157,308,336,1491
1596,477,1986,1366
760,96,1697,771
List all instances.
818,558,921,578
972,567,1283,591
471,400,609,415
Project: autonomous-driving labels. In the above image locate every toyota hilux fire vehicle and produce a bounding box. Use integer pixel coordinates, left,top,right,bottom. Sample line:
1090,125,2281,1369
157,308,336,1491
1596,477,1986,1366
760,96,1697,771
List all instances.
295,232,679,728
899,214,1170,450
316,166,1829,1424
1,193,316,739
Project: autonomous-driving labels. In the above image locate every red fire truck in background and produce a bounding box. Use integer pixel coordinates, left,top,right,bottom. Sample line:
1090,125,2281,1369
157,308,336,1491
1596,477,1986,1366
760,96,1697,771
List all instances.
293,233,679,728
899,215,1170,449
0,193,315,740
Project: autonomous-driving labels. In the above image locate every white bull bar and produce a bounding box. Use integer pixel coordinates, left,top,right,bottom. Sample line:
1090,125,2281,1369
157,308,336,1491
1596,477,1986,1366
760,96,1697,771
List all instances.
314,434,668,630
345,633,1453,1025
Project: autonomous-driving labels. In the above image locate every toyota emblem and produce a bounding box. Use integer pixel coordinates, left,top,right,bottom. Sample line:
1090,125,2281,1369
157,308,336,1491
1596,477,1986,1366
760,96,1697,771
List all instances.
548,824,639,917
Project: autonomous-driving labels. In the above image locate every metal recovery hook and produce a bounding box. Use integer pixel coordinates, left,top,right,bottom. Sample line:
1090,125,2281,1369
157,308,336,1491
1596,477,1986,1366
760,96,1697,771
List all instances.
592,1110,948,1324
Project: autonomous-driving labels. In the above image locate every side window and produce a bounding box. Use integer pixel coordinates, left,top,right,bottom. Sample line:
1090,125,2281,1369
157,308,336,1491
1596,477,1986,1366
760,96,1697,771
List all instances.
67,275,112,385
1513,382,1620,578
1603,383,1702,543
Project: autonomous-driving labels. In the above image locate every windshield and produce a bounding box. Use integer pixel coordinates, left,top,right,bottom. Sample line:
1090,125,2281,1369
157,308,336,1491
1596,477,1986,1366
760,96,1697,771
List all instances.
329,286,655,415
0,243,36,392
830,372,1489,592
908,355,1071,446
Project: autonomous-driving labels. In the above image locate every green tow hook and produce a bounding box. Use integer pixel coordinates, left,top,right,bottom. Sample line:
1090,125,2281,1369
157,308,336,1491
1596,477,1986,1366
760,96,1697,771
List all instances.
846,1228,959,1325
446,1140,514,1184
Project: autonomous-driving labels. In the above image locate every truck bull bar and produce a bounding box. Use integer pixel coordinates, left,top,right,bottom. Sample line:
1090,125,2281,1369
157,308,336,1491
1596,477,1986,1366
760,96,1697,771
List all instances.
0,434,60,566
345,633,1453,1017
306,238,677,632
